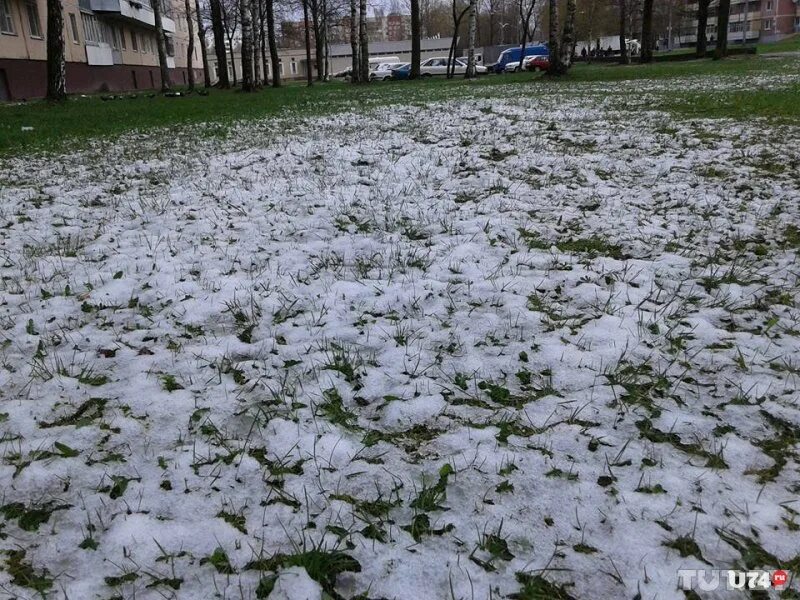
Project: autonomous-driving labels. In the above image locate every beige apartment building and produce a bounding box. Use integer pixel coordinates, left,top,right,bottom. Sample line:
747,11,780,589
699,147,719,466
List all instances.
677,0,800,46
0,0,202,100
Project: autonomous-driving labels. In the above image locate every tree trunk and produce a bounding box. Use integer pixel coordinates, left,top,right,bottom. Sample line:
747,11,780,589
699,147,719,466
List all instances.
184,0,195,90
640,0,653,62
303,0,313,85
210,0,229,86
358,0,369,83
714,0,730,58
240,0,253,90
349,0,359,82
266,0,280,86
152,0,171,91
195,0,212,87
260,0,268,84
695,0,709,57
227,35,237,85
410,0,421,79
618,0,629,64
465,0,478,78
45,0,66,102
546,0,562,75
560,0,576,69
251,0,260,84
311,1,324,81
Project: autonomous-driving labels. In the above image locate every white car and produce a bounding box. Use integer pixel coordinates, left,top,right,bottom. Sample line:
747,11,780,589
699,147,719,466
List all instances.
420,57,488,76
370,62,406,81
503,61,521,73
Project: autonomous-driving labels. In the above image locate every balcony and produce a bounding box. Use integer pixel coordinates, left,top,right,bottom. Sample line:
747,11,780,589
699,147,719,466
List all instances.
86,43,114,65
80,0,176,33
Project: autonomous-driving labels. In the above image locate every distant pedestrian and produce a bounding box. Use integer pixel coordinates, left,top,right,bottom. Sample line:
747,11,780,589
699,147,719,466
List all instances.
581,47,587,59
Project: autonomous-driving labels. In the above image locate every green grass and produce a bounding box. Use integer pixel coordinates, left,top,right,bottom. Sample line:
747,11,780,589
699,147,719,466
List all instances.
758,33,800,54
659,84,800,121
0,55,796,157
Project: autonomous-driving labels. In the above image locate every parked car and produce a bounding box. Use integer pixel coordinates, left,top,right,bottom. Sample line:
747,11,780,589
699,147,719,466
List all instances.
391,59,487,79
493,44,549,73
370,62,406,81
503,61,521,73
523,54,550,71
390,63,412,80
419,57,488,76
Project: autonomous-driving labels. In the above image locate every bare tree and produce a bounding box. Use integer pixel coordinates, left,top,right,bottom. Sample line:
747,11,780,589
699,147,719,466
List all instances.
303,0,314,85
251,0,260,83
309,0,325,81
446,0,469,78
266,0,280,86
410,0,421,78
240,0,254,90
153,0,172,91
221,0,239,85
546,0,562,74
714,0,730,58
45,0,66,102
517,0,537,73
618,0,629,64
210,0,230,86
258,0,268,84
640,0,653,62
695,0,710,57
358,0,369,82
349,0,360,82
465,0,478,78
559,0,575,68
195,0,212,86
184,0,196,90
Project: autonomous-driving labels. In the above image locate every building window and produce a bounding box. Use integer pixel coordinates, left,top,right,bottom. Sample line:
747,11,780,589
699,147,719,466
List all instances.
26,1,41,37
279,60,283,75
766,0,772,10
81,12,103,44
0,0,15,34
290,59,297,74
69,13,79,43
130,29,138,51
119,25,125,49
763,18,772,30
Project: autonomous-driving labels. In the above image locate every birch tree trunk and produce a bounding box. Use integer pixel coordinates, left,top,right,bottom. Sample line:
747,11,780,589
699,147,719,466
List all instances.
546,0,562,75
560,0,575,69
266,0,280,86
152,0,172,91
45,0,66,102
184,0,196,90
358,0,369,83
195,0,211,87
349,0,359,82
240,0,254,90
251,0,260,84
210,0,229,86
312,1,324,81
465,0,478,78
303,0,313,85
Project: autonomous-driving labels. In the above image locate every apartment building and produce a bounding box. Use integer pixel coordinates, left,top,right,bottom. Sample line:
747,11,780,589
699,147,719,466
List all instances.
677,0,800,46
0,0,202,100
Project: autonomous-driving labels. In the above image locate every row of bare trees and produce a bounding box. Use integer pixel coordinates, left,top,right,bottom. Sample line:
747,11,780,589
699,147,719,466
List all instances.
43,0,738,101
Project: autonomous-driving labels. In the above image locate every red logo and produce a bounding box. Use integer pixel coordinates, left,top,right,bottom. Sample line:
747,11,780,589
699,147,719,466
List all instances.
772,570,788,587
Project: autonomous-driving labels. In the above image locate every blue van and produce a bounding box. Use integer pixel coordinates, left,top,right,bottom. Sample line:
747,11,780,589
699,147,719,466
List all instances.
493,44,549,73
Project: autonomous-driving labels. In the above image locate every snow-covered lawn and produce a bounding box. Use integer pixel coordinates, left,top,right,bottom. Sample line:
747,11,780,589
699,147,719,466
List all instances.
1,72,799,600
